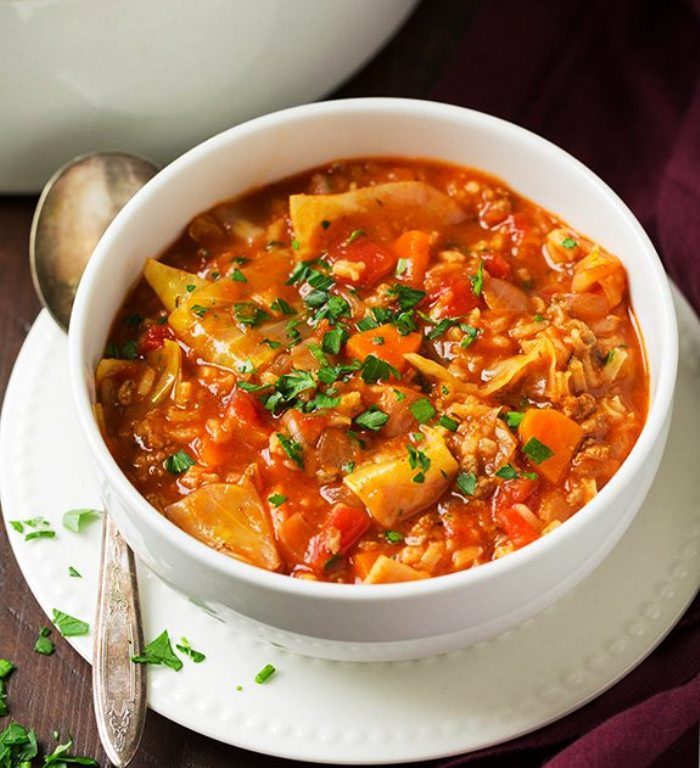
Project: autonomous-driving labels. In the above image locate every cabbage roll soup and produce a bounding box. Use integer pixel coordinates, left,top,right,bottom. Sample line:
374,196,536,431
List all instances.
96,158,649,584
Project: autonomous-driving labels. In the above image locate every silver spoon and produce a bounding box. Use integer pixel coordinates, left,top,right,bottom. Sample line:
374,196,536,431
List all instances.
30,152,159,767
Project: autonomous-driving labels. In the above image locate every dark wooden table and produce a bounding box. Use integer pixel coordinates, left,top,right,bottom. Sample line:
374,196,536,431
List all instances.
0,3,482,766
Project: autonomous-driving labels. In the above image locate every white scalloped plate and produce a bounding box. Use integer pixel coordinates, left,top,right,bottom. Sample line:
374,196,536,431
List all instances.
1,286,699,765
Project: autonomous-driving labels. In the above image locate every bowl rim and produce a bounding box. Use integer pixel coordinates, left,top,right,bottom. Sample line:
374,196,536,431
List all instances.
69,96,679,603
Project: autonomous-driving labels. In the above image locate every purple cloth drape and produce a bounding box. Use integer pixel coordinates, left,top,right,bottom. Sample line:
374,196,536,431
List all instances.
429,1,700,765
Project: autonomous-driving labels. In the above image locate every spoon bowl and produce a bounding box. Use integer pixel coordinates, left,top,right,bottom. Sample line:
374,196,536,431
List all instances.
30,152,158,330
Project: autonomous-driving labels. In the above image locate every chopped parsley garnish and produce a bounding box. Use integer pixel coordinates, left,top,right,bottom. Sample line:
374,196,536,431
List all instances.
43,736,98,766
428,317,460,340
322,327,348,355
175,637,206,663
268,493,287,507
238,381,271,393
356,315,378,332
265,240,285,250
291,239,301,251
185,284,197,293
603,348,616,366
164,450,195,474
360,355,400,384
347,430,367,449
409,398,435,424
121,339,139,360
125,312,143,327
395,258,410,277
522,437,554,464
211,271,220,280
470,260,484,297
52,609,89,637
191,304,208,318
354,406,389,432
237,359,255,374
263,370,316,413
393,389,406,402
33,627,55,656
9,520,24,534
407,444,431,483
321,219,331,229
388,284,426,310
495,464,519,480
384,530,404,543
270,297,296,315
316,360,361,386
308,343,329,366
254,663,277,684
0,660,15,679
346,229,365,244
231,268,247,282
459,323,479,348
12,516,56,542
439,415,459,431
561,237,578,249
233,255,250,265
233,302,268,327
534,314,545,322
24,528,56,542
131,629,182,670
62,508,101,533
304,392,341,412
372,336,385,345
286,318,302,346
503,410,525,428
260,338,282,349
0,721,38,762
276,433,304,468
341,461,355,474
456,471,477,496
68,566,82,578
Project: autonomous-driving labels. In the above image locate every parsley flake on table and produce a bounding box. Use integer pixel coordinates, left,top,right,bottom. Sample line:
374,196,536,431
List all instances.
254,663,277,684
33,627,55,656
52,609,89,637
0,721,38,762
62,508,101,533
43,735,98,766
175,637,206,664
131,629,183,671
522,437,554,464
0,660,14,679
164,450,195,475
409,398,435,424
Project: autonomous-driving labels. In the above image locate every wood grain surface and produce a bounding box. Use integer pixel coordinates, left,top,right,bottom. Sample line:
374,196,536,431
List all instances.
0,2,481,766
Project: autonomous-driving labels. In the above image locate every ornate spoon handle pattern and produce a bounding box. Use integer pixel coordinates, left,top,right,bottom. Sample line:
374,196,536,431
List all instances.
93,515,147,768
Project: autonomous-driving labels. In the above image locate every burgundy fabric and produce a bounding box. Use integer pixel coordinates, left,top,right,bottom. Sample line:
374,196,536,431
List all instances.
429,1,700,765
432,0,700,313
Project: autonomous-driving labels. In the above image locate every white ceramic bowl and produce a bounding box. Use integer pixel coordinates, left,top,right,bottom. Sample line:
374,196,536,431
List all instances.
0,0,416,192
69,99,678,662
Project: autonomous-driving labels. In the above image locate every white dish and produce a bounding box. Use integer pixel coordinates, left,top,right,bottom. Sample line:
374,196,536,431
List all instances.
67,98,679,661
1,292,698,763
0,0,417,191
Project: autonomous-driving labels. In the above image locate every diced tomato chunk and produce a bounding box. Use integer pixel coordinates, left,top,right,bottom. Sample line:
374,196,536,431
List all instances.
496,507,540,549
227,389,267,429
139,323,174,354
306,503,371,571
331,237,397,288
493,477,539,514
427,275,480,318
483,253,512,280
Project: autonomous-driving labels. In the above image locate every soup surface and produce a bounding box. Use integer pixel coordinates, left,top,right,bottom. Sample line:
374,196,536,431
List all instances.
97,158,648,584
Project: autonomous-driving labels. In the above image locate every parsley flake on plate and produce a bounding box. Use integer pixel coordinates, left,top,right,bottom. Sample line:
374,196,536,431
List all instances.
62,508,101,533
52,609,89,637
254,663,277,684
131,629,183,671
175,637,206,663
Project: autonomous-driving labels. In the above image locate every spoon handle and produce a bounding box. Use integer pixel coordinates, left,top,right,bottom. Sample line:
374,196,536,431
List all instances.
93,515,147,768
